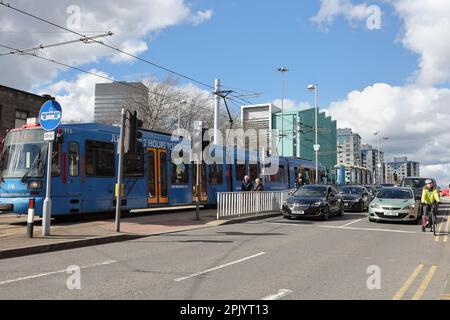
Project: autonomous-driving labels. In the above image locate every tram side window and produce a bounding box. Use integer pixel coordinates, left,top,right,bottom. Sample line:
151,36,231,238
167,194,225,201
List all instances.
85,140,115,177
124,143,144,178
209,164,223,185
236,164,246,181
172,163,189,185
51,143,61,177
68,142,79,177
249,164,258,180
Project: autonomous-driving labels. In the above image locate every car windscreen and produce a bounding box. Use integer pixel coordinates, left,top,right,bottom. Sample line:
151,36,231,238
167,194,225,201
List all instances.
402,178,427,189
294,187,327,197
377,189,413,200
340,187,363,195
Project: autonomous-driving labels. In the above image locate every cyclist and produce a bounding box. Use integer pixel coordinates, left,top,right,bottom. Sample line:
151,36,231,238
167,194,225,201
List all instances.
421,179,440,229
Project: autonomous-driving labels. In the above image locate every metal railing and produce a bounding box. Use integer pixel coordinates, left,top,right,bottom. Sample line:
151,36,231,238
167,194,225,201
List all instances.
217,190,294,220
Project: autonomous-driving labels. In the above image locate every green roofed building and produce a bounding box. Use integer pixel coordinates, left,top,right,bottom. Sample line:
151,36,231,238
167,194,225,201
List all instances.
272,108,338,183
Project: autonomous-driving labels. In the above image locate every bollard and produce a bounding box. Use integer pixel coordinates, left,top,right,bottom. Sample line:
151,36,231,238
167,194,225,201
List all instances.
27,198,36,238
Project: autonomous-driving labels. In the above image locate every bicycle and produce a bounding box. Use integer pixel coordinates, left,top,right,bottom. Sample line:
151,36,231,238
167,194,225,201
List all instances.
421,202,439,236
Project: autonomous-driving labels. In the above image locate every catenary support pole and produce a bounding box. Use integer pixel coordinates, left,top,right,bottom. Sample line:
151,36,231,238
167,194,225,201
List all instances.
115,109,126,233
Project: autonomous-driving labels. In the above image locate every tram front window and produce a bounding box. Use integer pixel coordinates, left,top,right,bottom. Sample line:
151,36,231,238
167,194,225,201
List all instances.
0,129,47,179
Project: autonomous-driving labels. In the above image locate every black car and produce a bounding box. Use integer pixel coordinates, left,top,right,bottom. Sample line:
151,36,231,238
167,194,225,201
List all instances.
282,185,344,221
364,185,377,199
339,186,371,212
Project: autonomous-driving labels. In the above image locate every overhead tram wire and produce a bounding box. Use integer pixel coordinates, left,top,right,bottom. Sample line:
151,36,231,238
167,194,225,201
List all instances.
0,32,114,57
0,43,214,107
0,1,256,105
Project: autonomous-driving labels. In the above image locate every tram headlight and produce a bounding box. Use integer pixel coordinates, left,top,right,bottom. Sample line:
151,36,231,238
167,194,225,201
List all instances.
28,180,43,190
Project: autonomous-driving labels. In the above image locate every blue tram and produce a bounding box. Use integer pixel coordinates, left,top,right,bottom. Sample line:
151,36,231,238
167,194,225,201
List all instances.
0,122,325,216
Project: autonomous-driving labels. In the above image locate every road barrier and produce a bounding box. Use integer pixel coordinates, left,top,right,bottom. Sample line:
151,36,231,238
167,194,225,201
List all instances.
217,190,294,220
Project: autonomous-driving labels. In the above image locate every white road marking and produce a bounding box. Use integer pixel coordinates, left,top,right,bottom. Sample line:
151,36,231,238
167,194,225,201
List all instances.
320,225,417,234
174,252,266,282
339,219,365,228
0,260,117,286
262,289,293,300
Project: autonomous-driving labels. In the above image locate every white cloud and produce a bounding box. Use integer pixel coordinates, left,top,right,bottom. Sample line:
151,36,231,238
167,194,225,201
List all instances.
190,10,214,26
43,70,112,123
0,0,213,91
272,99,311,112
328,83,450,185
311,0,374,26
389,0,450,86
313,0,450,86
311,1,450,186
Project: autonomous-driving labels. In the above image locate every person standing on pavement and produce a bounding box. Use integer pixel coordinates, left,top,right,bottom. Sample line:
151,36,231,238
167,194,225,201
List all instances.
242,175,253,192
254,178,265,192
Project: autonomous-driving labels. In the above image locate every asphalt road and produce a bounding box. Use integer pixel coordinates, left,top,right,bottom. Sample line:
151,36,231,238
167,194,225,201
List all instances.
1,205,450,300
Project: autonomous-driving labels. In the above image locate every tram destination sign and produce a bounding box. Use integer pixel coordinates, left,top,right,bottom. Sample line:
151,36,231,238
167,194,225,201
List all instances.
39,100,62,132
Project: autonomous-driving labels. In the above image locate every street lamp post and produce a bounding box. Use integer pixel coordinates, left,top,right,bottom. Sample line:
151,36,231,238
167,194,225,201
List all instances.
178,100,187,136
308,84,319,184
375,131,381,185
383,137,390,184
278,67,288,156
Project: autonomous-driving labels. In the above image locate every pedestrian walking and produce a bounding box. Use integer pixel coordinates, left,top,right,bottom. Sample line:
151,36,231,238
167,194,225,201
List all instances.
242,175,253,192
254,178,265,192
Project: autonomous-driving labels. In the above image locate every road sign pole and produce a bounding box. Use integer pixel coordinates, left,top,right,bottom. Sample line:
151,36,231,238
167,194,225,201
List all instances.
115,109,126,233
42,140,53,237
39,100,62,237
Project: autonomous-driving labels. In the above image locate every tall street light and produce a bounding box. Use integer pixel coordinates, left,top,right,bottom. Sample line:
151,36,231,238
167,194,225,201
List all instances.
278,67,289,156
308,83,319,184
178,100,187,136
374,131,381,185
383,137,390,184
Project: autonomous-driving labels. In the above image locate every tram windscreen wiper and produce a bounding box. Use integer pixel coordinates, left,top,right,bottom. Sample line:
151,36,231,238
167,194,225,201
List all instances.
21,151,42,183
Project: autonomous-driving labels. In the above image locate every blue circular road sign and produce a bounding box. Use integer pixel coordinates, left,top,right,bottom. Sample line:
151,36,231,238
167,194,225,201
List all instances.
39,100,62,132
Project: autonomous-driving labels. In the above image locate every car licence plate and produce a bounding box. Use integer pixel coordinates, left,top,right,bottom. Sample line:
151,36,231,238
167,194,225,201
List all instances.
292,210,305,215
384,211,399,217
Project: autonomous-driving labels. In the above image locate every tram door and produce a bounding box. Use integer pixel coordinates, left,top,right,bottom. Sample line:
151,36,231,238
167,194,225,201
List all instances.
147,148,169,205
192,163,208,203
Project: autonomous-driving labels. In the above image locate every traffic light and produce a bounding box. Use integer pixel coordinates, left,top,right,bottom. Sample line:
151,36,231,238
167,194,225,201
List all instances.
125,111,143,154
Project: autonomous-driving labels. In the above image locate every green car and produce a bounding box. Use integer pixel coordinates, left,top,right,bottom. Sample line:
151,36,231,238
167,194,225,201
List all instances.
368,187,419,223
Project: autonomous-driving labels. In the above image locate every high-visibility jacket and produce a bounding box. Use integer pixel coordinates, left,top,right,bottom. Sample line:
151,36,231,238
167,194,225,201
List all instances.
421,187,440,204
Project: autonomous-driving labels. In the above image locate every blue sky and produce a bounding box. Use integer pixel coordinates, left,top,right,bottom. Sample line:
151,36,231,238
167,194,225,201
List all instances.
56,0,418,109
2,0,450,183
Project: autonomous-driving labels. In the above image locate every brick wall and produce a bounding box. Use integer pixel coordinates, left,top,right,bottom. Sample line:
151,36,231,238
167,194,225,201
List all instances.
0,85,47,140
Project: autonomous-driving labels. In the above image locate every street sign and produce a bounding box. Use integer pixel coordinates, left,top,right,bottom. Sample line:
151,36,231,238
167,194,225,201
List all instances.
313,144,321,152
39,100,62,132
44,131,55,141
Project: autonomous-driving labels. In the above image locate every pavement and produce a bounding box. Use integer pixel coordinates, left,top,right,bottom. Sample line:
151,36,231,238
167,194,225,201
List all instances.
1,204,450,300
0,207,281,260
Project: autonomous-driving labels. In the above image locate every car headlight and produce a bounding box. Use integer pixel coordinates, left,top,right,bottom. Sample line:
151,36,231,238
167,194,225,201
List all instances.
405,205,416,210
312,202,323,207
371,203,381,209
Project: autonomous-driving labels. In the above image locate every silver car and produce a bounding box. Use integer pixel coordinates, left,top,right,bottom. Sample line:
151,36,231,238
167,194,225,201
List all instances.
368,187,419,223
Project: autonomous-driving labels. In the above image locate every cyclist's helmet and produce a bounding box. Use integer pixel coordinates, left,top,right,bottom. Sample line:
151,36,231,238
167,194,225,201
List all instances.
425,179,433,184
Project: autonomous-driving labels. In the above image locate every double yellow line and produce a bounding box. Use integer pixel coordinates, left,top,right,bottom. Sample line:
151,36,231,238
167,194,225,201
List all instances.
393,264,438,300
434,208,450,242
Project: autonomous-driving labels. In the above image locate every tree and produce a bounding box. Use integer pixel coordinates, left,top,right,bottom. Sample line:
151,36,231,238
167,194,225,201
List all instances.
125,77,237,134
